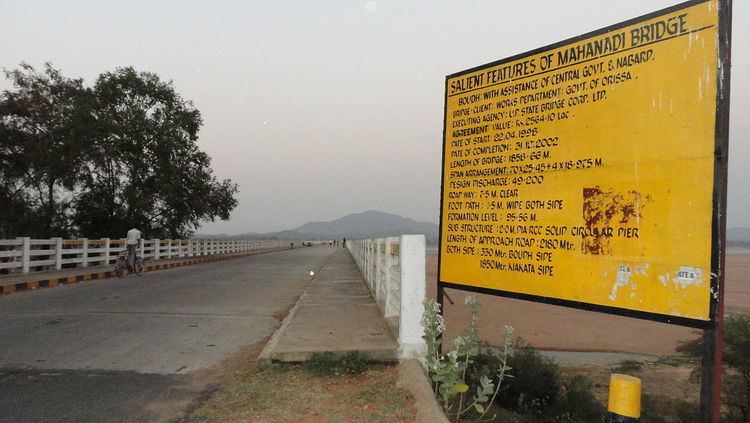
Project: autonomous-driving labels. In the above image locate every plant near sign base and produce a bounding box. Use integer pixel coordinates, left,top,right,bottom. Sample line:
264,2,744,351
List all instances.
678,314,750,422
422,297,513,422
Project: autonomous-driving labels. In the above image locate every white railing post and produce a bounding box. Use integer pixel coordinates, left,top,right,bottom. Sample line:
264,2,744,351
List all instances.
81,238,89,267
139,238,145,259
375,239,383,304
367,240,373,288
188,239,193,257
398,234,427,360
384,237,395,318
54,237,63,270
103,238,110,266
166,239,172,259
21,237,30,274
154,239,160,260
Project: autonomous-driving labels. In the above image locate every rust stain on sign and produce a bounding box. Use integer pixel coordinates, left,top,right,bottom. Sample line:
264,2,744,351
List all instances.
582,186,651,255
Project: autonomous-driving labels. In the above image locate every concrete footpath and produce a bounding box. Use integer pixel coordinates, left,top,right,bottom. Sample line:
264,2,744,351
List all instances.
261,248,398,362
0,247,287,295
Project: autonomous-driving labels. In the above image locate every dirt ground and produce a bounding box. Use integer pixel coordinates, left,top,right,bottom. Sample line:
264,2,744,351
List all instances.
577,360,699,404
428,253,750,356
185,362,415,423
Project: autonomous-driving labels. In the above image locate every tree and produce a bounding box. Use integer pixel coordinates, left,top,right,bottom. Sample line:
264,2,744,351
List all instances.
74,67,237,239
0,63,95,237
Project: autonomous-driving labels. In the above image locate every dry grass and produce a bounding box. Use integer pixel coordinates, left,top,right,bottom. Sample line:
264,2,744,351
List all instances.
184,362,415,423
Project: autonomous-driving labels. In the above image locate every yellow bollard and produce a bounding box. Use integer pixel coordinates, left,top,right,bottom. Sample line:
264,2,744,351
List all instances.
607,373,641,422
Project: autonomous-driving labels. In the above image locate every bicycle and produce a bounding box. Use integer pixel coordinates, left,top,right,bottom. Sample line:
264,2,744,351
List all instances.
115,248,144,278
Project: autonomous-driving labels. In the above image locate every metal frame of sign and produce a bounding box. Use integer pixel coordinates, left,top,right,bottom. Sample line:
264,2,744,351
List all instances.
437,0,732,330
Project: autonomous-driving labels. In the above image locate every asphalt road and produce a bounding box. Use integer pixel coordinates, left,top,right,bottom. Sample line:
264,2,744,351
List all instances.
0,245,337,422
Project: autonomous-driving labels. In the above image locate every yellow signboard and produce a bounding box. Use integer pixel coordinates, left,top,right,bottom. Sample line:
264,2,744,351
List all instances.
439,0,729,326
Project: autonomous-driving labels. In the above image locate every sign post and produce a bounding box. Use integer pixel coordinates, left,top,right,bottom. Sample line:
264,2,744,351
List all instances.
437,1,731,421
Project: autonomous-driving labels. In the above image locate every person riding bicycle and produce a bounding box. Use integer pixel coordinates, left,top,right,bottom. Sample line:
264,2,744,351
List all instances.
126,227,141,272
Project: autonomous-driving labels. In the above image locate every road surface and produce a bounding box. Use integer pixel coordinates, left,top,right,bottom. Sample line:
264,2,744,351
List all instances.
0,245,337,422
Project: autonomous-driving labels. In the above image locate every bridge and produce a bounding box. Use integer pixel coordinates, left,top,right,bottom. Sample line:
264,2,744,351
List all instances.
0,235,426,422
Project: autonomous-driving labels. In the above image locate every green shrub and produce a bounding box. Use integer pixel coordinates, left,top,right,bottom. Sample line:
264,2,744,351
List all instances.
465,345,604,422
305,351,370,376
613,360,643,373
723,315,750,423
422,297,513,422
499,343,560,415
723,374,749,423
640,394,698,423
677,314,750,422
541,374,605,422
422,298,606,422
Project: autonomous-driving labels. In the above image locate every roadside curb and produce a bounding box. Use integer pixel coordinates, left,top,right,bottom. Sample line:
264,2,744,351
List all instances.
256,288,305,368
397,359,450,423
0,247,288,296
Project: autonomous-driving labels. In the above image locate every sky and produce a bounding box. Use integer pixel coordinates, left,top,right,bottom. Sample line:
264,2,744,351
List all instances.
1,0,748,234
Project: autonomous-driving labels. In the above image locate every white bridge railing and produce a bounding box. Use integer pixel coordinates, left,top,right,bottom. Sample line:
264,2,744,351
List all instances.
348,234,426,360
0,238,292,276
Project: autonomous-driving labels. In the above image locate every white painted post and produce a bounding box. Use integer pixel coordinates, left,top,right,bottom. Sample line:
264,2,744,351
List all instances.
372,240,377,290
398,234,427,361
366,240,373,288
154,239,160,260
139,238,145,259
21,237,30,274
166,239,172,258
384,237,395,318
81,238,89,267
187,239,193,257
103,238,110,266
54,237,63,270
375,239,383,304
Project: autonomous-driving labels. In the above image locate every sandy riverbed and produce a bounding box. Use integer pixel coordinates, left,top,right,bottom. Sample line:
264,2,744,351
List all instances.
425,254,749,356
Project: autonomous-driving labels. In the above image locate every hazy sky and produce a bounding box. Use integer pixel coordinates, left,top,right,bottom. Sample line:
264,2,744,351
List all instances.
1,1,747,234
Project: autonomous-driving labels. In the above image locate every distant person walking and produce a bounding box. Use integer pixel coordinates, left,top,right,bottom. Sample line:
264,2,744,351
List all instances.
126,227,141,271
342,238,346,248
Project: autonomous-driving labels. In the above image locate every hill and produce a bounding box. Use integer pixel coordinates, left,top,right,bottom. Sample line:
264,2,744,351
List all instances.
198,210,438,242
293,210,437,241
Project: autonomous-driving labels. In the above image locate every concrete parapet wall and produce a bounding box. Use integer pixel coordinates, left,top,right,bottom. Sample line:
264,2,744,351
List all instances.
348,235,427,361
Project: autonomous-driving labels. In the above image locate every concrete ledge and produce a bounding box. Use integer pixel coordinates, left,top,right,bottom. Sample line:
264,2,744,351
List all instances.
397,359,450,423
0,247,288,297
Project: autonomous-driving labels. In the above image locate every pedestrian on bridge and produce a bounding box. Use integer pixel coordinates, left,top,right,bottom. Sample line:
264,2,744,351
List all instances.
126,228,141,271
